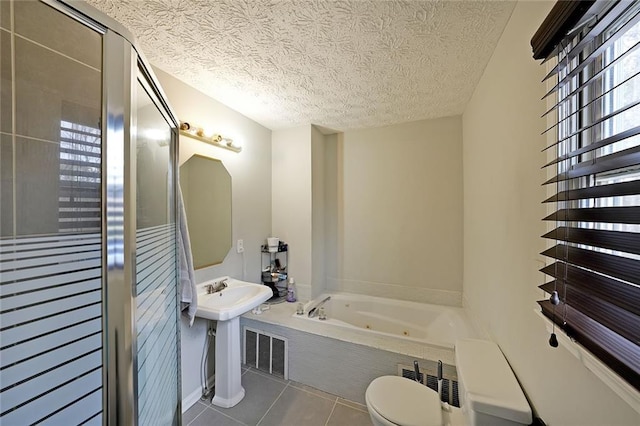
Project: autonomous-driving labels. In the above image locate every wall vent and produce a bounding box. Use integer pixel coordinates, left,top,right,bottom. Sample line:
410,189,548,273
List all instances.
398,364,459,407
243,327,288,379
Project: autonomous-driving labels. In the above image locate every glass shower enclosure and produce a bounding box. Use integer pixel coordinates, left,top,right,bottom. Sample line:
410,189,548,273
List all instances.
0,1,181,424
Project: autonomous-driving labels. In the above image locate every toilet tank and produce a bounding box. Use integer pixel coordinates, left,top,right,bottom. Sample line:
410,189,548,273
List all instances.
455,339,532,426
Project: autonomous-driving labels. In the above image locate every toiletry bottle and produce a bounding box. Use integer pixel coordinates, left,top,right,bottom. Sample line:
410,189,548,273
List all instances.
286,278,296,302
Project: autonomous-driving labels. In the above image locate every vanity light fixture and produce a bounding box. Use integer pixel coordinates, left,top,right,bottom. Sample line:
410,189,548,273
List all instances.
179,121,242,153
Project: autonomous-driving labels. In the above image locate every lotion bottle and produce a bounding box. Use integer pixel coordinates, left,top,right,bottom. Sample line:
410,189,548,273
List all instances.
286,277,297,302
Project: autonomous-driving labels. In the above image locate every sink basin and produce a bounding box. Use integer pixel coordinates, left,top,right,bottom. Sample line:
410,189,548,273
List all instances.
196,277,271,321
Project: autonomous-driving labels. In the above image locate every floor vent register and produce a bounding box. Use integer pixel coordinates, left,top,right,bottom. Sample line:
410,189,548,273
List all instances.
243,327,288,379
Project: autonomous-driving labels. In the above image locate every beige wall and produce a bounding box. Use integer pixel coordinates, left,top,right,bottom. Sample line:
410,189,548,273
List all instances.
324,133,340,299
154,67,272,405
326,117,463,305
462,2,639,425
311,126,327,298
272,125,313,300
271,125,328,300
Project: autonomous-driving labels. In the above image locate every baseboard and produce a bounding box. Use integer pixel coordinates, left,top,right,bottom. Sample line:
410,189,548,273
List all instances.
182,374,215,413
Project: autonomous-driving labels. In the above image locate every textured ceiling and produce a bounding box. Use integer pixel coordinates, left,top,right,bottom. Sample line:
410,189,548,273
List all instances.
86,0,516,131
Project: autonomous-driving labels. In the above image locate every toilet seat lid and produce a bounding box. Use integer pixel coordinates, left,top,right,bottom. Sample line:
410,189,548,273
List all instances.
366,376,442,426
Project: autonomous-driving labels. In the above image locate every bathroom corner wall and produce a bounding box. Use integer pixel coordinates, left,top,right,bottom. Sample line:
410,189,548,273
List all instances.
311,126,327,299
462,1,639,424
270,125,329,301
153,67,272,407
325,117,463,306
323,133,340,300
271,126,313,300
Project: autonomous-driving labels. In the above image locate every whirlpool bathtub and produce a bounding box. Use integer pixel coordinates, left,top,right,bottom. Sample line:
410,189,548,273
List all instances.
294,292,480,349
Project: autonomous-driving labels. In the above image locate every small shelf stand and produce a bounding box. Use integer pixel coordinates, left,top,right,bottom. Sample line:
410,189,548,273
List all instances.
261,242,288,303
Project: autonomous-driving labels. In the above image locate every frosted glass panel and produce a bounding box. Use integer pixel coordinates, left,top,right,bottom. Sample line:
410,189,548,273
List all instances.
0,2,103,423
135,80,179,426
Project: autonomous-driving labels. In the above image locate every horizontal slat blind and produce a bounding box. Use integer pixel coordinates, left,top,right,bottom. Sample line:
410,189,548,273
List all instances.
543,117,640,155
541,244,639,284
0,234,103,425
531,0,596,60
536,0,640,392
543,179,640,202
539,282,640,344
136,224,178,426
541,1,636,77
541,262,640,316
538,301,640,389
542,226,640,254
543,206,640,224
542,5,640,99
58,121,102,233
542,145,640,183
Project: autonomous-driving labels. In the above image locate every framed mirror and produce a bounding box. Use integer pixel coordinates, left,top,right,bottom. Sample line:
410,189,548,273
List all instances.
179,154,232,269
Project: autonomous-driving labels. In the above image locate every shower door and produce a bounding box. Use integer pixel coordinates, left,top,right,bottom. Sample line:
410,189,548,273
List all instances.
1,1,181,424
134,74,180,425
0,1,105,424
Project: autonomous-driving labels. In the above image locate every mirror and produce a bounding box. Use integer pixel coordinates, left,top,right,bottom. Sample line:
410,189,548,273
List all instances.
180,154,232,269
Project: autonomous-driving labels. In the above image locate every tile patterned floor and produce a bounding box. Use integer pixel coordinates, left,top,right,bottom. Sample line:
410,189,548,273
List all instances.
183,367,373,426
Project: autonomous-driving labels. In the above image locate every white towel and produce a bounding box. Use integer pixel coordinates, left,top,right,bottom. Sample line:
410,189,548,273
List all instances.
178,186,197,326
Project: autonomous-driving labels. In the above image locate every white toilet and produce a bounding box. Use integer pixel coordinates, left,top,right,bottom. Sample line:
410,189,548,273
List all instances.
365,339,532,426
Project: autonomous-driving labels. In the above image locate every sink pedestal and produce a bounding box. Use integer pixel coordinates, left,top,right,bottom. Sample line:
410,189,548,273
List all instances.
211,316,245,408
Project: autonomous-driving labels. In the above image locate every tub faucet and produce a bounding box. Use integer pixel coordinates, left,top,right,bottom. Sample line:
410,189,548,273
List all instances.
207,279,228,294
413,360,421,383
307,296,331,318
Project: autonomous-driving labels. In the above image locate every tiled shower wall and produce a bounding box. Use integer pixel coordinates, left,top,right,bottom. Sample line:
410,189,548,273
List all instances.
0,0,102,236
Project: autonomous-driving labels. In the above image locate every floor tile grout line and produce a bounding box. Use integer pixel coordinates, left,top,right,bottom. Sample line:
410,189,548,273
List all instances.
246,367,288,385
324,399,338,426
288,383,340,403
335,399,369,414
186,376,367,425
256,382,290,426
202,368,368,424
185,403,208,426
207,404,250,426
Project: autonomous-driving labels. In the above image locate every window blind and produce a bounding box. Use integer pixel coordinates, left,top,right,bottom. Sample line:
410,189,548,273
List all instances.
532,1,640,391
58,120,102,233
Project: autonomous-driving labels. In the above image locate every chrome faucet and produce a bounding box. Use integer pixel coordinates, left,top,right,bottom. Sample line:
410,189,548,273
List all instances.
307,296,331,318
206,279,228,294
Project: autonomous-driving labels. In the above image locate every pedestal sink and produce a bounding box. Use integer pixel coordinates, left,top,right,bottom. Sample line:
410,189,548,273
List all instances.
195,277,271,408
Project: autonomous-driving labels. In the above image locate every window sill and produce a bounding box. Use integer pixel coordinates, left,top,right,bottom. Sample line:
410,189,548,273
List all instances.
535,310,640,414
